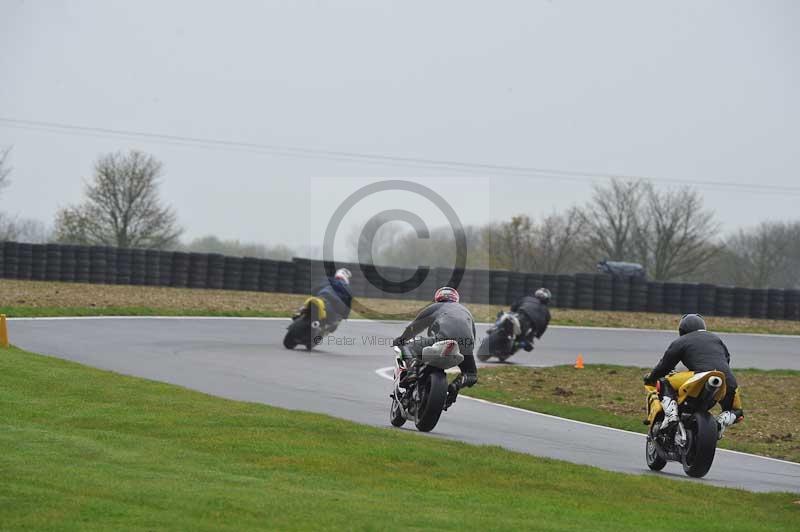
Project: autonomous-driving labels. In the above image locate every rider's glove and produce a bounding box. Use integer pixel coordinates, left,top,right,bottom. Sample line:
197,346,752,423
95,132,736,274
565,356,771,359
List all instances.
520,339,534,352
643,373,656,385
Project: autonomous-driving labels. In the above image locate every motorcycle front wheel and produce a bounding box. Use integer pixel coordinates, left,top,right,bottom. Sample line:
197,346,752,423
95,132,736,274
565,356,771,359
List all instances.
389,397,406,427
414,371,448,432
681,412,718,478
645,424,667,471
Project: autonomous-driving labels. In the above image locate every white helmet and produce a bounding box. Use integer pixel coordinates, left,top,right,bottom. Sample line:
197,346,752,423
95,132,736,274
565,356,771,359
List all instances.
334,268,352,285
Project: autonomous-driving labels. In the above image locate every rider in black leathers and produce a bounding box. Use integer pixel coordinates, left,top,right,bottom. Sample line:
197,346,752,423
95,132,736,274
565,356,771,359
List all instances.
393,287,477,408
509,288,552,351
644,314,744,436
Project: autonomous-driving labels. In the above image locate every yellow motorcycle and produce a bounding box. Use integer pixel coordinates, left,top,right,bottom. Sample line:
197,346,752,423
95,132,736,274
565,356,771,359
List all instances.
283,297,329,350
644,371,731,478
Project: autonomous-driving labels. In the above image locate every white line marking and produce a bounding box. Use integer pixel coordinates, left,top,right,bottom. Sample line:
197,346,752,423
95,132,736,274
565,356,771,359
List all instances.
8,315,799,339
374,366,800,468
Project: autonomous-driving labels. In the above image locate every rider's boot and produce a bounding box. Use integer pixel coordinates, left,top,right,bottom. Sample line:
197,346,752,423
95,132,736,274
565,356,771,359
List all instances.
716,411,738,439
660,396,679,429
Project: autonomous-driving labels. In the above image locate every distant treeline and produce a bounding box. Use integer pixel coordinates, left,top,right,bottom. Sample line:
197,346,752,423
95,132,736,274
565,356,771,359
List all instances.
1,148,797,289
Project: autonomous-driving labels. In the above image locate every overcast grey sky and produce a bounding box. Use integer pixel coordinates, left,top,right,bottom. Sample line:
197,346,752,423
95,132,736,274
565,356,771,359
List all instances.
1,0,798,256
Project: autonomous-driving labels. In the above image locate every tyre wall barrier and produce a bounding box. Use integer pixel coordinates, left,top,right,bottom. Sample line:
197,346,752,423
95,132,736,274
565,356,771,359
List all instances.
1,240,799,320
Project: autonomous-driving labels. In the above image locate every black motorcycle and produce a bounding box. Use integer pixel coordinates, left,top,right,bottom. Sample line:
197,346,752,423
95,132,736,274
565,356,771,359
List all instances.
389,339,464,432
283,297,332,350
476,311,523,362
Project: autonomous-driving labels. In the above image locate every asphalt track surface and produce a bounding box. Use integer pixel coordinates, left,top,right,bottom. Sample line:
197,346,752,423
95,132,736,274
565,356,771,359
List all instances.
8,317,800,493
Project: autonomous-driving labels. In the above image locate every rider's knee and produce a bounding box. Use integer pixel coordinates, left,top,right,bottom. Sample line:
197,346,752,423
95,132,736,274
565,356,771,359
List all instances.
461,373,478,388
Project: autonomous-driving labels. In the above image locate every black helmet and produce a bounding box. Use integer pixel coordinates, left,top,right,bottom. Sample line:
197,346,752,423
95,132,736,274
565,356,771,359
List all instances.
678,314,706,336
534,288,551,305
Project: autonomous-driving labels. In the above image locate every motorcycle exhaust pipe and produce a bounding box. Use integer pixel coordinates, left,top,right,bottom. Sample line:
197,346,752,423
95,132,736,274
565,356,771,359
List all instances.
706,375,723,392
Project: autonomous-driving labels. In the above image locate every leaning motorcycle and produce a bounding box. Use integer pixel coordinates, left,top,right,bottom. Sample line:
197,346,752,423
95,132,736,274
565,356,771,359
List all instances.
476,311,522,362
283,297,330,351
389,339,464,432
644,371,728,478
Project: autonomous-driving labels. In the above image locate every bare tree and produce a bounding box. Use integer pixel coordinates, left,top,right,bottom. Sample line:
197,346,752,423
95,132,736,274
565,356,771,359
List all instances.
636,186,720,280
54,150,182,248
581,178,647,260
532,208,588,273
725,221,796,288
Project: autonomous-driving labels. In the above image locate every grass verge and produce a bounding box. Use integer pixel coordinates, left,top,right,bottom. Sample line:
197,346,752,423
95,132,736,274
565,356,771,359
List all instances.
3,279,800,335
463,365,800,463
1,346,798,531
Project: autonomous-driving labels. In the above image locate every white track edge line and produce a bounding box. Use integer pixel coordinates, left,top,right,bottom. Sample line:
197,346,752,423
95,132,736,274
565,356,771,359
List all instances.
7,315,800,339
373,366,800,468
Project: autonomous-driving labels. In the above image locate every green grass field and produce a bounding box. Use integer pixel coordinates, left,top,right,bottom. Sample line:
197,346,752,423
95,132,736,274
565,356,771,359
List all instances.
464,365,800,463
1,346,799,531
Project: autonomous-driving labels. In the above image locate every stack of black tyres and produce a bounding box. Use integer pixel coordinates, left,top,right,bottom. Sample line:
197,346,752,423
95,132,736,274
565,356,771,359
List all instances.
611,277,630,311
115,248,132,285
45,243,61,281
188,253,208,289
733,288,751,317
594,274,612,311
17,242,33,280
629,278,648,312
145,249,160,286
507,272,526,303
89,246,107,284
171,252,189,288
471,269,491,305
130,249,146,285
489,270,509,305
259,259,279,293
3,242,18,278
663,283,682,314
680,283,700,314
31,244,46,280
575,273,594,309
275,261,294,294
647,282,664,313
60,245,76,282
767,289,785,320
557,274,576,308
698,284,716,315
207,254,225,289
224,256,243,291
714,286,734,316
364,265,386,300
75,245,90,283
0,242,4,278
157,251,173,286
105,247,118,284
292,258,313,295
750,289,768,319
784,290,800,320
525,273,543,295
241,257,261,291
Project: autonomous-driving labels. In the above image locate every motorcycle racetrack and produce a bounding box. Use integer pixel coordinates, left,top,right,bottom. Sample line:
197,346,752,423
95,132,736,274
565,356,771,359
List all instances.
9,317,800,494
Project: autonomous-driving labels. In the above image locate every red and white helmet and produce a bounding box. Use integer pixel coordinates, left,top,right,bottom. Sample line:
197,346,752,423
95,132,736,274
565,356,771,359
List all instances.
334,268,352,285
434,286,460,303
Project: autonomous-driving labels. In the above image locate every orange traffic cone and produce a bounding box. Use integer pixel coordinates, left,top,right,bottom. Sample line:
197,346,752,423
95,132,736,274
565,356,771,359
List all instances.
574,354,584,369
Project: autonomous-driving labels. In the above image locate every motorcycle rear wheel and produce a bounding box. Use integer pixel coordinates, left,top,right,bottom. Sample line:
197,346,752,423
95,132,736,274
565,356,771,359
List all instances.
682,412,718,478
414,371,448,432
